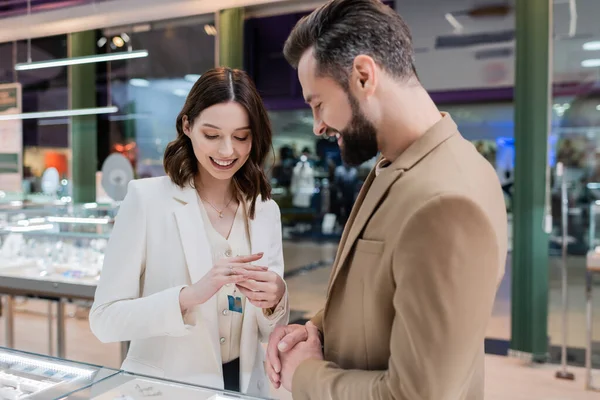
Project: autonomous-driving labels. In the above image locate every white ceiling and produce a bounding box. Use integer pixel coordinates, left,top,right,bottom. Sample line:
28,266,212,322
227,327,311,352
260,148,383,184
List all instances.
0,0,290,43
1,0,600,91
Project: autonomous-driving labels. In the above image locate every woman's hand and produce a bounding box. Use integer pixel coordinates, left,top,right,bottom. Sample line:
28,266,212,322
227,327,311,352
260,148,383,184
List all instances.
235,268,286,309
179,253,264,313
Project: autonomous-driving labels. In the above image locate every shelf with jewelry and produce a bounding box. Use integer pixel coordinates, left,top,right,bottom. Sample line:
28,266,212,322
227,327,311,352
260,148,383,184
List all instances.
0,345,118,400
65,370,268,400
0,346,266,400
0,203,119,361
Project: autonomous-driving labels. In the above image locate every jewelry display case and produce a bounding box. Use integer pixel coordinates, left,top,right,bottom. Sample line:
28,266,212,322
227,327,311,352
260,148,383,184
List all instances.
0,346,118,400
65,371,268,400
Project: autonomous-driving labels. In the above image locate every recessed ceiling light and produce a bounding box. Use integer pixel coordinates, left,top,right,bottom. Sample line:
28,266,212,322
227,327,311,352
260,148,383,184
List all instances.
582,59,600,68
583,41,600,51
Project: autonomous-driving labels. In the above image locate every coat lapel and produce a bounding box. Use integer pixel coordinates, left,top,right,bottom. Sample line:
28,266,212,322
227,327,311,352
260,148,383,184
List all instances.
327,167,404,296
327,113,459,296
172,184,221,368
240,200,268,393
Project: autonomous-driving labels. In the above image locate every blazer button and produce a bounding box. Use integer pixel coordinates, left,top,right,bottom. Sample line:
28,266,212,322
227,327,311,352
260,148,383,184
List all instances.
222,309,229,316
220,337,226,344
225,250,232,257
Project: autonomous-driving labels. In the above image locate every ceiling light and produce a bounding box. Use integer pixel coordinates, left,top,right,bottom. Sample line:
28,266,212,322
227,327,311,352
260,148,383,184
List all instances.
15,50,148,71
583,41,600,51
112,36,125,48
0,106,118,121
444,13,463,33
582,59,600,68
204,24,217,36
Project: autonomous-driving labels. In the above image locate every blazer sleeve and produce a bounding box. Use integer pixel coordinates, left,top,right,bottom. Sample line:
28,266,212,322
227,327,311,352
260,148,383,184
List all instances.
292,194,501,400
89,180,195,343
256,201,290,342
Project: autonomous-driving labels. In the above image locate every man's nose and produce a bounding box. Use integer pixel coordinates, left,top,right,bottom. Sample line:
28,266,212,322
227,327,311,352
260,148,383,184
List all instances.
313,119,327,136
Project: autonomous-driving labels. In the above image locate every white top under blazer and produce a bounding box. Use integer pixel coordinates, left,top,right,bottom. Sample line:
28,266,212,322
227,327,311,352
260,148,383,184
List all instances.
89,176,289,397
198,198,249,364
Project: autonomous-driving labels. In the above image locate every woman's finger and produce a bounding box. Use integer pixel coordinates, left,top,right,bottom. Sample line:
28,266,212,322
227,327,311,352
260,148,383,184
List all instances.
241,270,273,282
248,299,272,308
216,266,248,276
235,279,269,292
218,274,247,286
228,263,268,271
236,286,274,302
226,253,264,264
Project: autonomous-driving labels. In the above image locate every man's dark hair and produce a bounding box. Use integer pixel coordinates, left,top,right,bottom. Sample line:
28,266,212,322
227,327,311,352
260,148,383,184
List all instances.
283,0,417,89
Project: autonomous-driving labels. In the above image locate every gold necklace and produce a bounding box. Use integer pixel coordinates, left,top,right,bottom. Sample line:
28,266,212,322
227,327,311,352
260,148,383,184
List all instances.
201,195,234,219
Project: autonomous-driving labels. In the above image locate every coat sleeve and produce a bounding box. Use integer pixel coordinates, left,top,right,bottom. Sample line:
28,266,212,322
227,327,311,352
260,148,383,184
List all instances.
256,201,290,342
292,194,502,400
89,180,196,343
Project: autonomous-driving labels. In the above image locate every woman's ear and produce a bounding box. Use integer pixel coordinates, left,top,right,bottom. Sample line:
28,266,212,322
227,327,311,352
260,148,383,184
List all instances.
182,115,191,137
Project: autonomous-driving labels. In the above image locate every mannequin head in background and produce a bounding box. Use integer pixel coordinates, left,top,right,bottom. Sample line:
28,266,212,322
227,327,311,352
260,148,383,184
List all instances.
163,67,272,218
284,0,441,166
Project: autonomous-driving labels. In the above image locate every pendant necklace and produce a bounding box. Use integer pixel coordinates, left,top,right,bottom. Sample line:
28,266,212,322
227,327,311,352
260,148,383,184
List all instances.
201,195,233,218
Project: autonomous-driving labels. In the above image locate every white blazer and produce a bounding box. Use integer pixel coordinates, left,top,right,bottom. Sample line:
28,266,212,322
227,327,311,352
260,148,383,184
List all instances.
89,176,290,397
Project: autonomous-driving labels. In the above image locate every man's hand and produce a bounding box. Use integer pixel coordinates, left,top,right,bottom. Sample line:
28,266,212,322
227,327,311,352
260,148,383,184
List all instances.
266,324,309,388
279,322,324,391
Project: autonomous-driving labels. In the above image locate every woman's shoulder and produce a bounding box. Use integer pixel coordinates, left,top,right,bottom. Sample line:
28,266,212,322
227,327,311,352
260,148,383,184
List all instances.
125,176,182,206
254,196,281,218
128,176,176,194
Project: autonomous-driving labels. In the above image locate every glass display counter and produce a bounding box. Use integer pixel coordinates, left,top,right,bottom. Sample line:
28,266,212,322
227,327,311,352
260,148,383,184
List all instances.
65,372,266,400
0,346,118,400
0,204,119,360
0,203,117,285
0,347,268,400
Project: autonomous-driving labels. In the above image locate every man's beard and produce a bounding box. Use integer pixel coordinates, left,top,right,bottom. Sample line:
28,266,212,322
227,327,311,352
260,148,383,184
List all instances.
335,93,379,167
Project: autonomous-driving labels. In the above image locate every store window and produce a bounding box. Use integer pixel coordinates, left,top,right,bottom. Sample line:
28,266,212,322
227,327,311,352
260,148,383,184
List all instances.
0,35,69,201
268,109,376,240
98,14,216,181
549,0,600,362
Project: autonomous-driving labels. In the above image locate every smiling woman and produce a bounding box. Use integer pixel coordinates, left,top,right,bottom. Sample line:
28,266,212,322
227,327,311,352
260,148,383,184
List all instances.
164,67,273,219
89,67,289,396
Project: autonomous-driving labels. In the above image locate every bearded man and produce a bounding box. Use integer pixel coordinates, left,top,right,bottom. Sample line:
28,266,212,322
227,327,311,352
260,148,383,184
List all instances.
266,1,508,399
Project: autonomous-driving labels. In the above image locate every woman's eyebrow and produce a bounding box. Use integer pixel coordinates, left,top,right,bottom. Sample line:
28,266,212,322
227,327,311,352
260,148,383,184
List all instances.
202,123,250,131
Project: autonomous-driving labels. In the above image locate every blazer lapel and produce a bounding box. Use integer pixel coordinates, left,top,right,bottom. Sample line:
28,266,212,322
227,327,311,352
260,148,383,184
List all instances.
327,113,459,296
240,200,268,393
327,167,404,296
172,184,221,368
249,200,269,256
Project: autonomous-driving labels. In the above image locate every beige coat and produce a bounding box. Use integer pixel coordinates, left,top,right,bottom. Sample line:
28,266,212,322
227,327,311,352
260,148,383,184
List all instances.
292,113,508,400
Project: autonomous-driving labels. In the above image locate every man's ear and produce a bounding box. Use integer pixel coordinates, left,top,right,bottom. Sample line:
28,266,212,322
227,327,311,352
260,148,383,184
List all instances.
351,55,377,97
